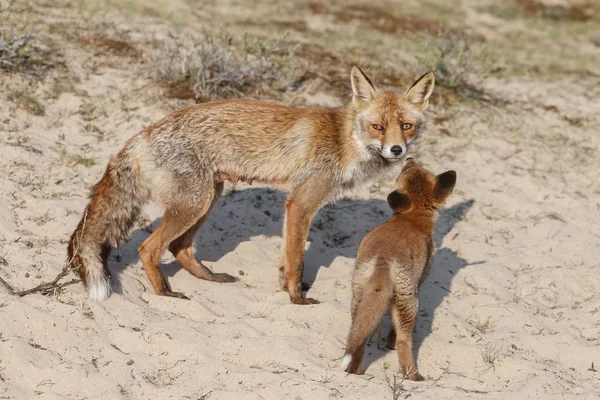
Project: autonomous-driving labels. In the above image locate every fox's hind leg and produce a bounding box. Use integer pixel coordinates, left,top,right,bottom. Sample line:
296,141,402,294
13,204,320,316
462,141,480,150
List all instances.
168,182,237,283
138,186,218,299
389,294,424,381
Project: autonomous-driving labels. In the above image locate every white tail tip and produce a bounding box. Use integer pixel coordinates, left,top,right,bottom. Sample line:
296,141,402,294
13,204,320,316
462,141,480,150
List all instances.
87,277,112,301
341,354,352,371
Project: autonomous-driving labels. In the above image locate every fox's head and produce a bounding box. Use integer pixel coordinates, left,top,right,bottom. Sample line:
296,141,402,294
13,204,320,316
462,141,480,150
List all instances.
350,67,435,162
387,158,456,213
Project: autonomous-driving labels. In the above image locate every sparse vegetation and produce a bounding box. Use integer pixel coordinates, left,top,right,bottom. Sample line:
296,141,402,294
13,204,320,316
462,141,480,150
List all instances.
59,151,96,168
309,3,446,35
417,31,500,98
77,157,96,167
8,91,44,115
0,32,54,76
382,362,408,400
155,31,299,102
0,3,55,76
468,314,494,334
478,342,506,373
78,35,138,55
482,1,599,22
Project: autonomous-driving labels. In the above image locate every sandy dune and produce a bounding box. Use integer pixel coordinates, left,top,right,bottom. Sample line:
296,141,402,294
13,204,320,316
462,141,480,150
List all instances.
1,0,599,399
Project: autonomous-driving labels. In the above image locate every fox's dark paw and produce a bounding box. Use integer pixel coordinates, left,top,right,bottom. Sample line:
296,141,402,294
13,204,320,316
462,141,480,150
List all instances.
290,295,320,305
161,290,190,300
345,367,363,375
213,273,238,283
406,371,425,381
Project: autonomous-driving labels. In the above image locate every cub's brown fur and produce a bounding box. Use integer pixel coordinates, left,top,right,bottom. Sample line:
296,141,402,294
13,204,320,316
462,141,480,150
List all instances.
341,158,456,379
68,68,435,304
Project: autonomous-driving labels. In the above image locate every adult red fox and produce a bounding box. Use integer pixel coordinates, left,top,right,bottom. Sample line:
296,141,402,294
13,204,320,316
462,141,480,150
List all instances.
68,68,435,304
341,158,456,379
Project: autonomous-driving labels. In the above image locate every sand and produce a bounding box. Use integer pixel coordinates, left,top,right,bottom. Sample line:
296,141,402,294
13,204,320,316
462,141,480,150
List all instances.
1,0,599,399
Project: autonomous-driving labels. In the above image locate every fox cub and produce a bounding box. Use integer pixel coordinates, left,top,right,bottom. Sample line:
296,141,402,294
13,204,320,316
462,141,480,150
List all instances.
341,158,456,380
68,67,436,304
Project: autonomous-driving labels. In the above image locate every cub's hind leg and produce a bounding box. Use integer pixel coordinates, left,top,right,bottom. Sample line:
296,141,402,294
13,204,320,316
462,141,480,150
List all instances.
389,294,424,381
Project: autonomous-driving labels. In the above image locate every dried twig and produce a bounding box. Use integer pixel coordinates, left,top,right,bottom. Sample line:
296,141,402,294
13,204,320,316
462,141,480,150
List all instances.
0,210,87,297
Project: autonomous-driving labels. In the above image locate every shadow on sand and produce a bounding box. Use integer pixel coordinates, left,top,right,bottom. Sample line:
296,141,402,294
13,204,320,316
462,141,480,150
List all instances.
105,187,478,375
360,199,480,373
107,187,391,294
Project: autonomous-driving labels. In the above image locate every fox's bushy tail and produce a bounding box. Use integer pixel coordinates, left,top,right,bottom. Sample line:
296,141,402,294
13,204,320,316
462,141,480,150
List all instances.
341,270,393,372
67,143,150,301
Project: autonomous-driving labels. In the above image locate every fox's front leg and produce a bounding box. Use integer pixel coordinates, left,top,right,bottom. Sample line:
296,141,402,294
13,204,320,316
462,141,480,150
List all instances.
280,178,328,305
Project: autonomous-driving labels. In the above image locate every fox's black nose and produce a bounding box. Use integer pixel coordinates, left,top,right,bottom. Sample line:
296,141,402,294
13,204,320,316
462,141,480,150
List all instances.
390,145,403,156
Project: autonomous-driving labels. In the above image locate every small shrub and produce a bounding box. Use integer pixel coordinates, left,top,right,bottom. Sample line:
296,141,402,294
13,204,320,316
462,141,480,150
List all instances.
417,31,500,95
155,31,298,102
0,4,54,76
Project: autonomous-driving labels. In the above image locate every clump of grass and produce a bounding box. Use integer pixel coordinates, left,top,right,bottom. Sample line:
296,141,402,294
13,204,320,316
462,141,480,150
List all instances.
8,91,44,115
478,342,505,373
59,151,96,168
417,31,500,99
155,31,299,102
77,157,96,167
468,315,494,334
0,4,54,76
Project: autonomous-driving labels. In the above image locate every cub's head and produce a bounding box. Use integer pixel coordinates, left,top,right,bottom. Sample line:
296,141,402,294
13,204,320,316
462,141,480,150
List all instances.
350,67,435,162
387,158,456,213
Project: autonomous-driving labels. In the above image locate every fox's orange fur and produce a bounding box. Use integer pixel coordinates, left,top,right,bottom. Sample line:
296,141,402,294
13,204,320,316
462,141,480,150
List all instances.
68,67,436,304
341,158,456,379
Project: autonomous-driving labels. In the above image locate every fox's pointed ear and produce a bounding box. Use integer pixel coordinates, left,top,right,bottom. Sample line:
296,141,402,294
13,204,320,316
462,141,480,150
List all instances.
351,66,376,102
434,170,456,202
387,190,411,212
405,71,435,111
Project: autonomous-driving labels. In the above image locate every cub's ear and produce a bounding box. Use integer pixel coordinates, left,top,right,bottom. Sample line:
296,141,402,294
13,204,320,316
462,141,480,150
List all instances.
405,71,435,111
434,170,457,202
387,190,411,212
351,66,376,102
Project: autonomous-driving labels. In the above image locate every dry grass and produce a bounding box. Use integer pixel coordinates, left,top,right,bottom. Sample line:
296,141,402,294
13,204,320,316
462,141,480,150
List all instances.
478,342,505,373
78,35,138,55
417,31,500,98
155,31,299,102
59,151,96,168
520,0,598,22
0,32,54,76
480,1,599,22
468,315,494,334
8,91,44,115
309,3,447,35
382,362,408,400
0,3,55,76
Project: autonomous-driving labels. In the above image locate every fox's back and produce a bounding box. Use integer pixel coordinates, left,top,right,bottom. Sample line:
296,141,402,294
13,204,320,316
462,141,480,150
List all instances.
354,219,431,287
138,99,358,188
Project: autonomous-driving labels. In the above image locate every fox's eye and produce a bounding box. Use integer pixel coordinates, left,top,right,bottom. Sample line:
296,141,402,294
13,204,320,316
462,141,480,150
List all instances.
401,123,413,131
372,124,385,132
